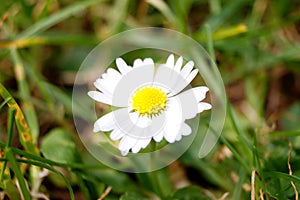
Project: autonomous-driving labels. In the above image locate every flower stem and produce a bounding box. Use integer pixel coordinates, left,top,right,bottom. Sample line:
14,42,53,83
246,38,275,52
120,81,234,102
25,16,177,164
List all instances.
148,142,168,198
149,169,165,197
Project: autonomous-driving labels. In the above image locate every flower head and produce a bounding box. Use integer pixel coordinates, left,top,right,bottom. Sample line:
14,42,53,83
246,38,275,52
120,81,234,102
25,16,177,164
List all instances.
88,54,211,156
131,86,167,117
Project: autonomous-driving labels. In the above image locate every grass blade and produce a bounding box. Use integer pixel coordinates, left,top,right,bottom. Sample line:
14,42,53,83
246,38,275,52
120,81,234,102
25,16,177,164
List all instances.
146,0,178,28
10,48,39,143
0,97,11,110
0,83,38,154
264,171,300,184
17,0,106,39
16,158,75,200
269,131,300,137
232,168,246,200
5,148,31,200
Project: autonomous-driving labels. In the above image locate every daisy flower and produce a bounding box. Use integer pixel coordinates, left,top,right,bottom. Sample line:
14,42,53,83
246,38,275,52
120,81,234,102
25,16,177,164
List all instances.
88,54,211,156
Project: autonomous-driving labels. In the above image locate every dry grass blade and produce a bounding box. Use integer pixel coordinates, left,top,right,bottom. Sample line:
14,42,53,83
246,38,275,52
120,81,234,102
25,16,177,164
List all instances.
259,188,264,200
251,170,255,200
288,141,299,200
98,186,112,200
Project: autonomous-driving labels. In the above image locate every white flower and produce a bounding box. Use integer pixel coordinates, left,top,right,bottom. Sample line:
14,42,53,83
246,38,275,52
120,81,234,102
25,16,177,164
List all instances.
88,54,211,156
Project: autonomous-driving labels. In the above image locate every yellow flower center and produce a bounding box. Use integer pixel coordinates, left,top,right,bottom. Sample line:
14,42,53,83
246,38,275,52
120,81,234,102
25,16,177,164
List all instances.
131,86,167,117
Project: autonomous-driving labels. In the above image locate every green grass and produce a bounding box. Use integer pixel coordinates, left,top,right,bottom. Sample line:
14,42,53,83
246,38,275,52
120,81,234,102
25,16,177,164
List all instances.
1,0,300,199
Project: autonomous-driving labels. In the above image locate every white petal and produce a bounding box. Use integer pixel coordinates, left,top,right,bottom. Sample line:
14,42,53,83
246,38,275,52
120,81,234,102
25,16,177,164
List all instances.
193,86,209,102
143,58,154,66
135,115,152,128
185,69,198,85
88,91,112,105
175,123,192,141
95,78,115,95
101,73,108,79
141,138,151,148
153,131,164,142
175,132,182,141
180,61,194,78
105,108,135,133
94,68,123,100
163,98,183,143
126,111,163,140
93,112,116,132
133,59,143,68
116,58,131,75
131,138,151,153
174,56,183,72
198,102,212,112
164,122,182,143
166,54,174,68
154,59,197,96
128,111,152,128
180,123,192,136
118,135,138,154
153,64,186,95
110,128,125,140
106,68,122,80
121,149,129,156
94,79,113,97
128,111,138,123
176,88,200,120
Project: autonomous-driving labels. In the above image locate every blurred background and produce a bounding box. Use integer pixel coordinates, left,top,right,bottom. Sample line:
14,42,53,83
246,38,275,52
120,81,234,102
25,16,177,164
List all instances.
0,0,300,199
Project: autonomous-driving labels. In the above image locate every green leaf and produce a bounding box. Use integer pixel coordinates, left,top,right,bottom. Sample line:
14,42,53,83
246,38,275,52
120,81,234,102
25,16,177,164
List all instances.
120,192,149,200
1,179,22,200
264,171,300,199
41,128,81,164
266,177,293,199
171,186,210,200
91,169,136,193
